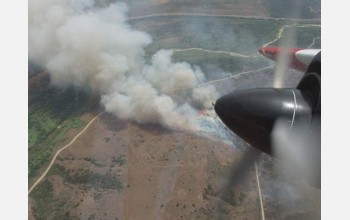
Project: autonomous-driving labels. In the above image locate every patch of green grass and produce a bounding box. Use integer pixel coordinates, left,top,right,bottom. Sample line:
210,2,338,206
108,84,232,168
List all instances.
68,172,123,191
48,163,69,179
265,0,320,19
88,214,96,220
172,50,267,75
202,184,214,200
83,157,106,167
30,179,73,220
270,25,321,48
133,17,320,76
29,84,99,182
29,117,86,179
132,17,286,54
295,26,321,48
133,17,319,75
48,163,123,191
112,155,127,166
31,180,53,219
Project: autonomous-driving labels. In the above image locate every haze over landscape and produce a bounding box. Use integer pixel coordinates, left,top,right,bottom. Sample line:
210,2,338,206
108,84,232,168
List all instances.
28,0,321,219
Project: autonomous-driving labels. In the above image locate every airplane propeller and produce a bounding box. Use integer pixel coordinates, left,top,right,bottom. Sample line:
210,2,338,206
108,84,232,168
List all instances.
213,48,321,209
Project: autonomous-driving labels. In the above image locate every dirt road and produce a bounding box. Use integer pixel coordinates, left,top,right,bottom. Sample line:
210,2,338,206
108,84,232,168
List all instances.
28,112,105,194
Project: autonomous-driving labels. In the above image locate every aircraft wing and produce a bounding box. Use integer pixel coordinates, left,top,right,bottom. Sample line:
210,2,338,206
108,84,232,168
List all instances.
259,47,321,72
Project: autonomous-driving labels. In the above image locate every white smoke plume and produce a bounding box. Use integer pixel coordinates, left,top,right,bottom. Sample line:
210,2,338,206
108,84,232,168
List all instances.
29,0,218,131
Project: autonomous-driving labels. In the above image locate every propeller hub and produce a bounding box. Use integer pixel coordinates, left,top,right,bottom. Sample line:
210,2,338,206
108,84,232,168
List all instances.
214,88,312,155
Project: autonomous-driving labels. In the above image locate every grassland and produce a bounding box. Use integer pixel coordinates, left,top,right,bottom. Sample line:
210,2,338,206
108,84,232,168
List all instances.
120,0,320,19
171,50,268,76
28,76,100,182
131,16,320,75
131,17,286,54
268,25,321,48
30,179,77,220
265,0,321,19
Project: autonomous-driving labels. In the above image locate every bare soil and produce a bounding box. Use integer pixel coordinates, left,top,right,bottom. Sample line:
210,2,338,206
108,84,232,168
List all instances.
29,113,261,219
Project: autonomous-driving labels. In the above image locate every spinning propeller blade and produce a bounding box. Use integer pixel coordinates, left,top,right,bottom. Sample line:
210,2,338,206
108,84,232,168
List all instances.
214,48,320,191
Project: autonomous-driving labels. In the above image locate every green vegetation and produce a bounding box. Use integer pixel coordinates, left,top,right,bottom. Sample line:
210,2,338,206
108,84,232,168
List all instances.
30,180,75,220
83,157,106,167
172,50,267,75
202,183,215,200
265,0,320,19
49,164,123,191
131,17,319,75
29,116,84,180
29,83,99,181
31,180,54,219
295,26,321,48
69,172,123,191
49,163,69,179
112,155,127,166
88,214,96,220
239,192,247,203
173,142,184,152
189,204,229,219
131,17,285,54
269,25,321,48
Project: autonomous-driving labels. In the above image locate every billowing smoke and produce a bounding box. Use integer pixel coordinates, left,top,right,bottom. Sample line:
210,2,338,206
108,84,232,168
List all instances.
29,0,218,131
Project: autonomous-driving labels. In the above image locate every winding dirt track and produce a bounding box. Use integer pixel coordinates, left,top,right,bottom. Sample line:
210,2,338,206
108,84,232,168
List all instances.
263,24,321,47
308,36,321,48
28,112,105,194
173,48,254,58
200,66,274,86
